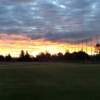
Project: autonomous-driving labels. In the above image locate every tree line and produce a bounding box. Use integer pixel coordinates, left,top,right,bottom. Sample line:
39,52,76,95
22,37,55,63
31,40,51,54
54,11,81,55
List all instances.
0,43,100,63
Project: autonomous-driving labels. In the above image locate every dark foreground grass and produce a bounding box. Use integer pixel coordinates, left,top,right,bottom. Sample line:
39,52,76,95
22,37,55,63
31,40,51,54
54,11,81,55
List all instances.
0,63,100,100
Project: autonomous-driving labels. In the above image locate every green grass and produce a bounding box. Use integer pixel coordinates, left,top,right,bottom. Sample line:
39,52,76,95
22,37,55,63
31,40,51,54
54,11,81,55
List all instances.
0,62,100,100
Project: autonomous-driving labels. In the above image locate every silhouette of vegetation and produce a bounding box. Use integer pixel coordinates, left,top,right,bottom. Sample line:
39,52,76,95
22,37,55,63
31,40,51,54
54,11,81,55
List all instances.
0,55,4,61
18,50,25,61
95,43,100,54
35,52,51,62
18,50,33,62
0,45,100,63
5,54,12,62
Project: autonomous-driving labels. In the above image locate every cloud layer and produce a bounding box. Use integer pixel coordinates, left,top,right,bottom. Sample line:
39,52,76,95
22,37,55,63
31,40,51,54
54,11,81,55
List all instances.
0,0,100,42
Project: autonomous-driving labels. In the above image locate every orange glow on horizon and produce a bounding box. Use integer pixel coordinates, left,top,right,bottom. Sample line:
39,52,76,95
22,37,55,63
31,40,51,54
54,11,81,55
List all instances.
0,33,96,57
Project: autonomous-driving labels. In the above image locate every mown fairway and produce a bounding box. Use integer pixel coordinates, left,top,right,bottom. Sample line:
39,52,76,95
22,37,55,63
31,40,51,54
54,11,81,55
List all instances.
0,62,100,100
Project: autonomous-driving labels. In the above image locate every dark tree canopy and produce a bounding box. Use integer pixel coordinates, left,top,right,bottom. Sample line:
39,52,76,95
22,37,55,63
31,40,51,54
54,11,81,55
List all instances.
0,49,99,63
95,43,100,54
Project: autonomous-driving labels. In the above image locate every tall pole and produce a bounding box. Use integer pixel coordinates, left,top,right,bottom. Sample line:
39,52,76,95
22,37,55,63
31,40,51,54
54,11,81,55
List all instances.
86,39,88,54
95,35,98,54
81,40,83,52
91,40,92,55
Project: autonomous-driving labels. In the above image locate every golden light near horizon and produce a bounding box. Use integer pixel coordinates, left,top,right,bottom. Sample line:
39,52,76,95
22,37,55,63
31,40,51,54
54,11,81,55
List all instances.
0,34,96,57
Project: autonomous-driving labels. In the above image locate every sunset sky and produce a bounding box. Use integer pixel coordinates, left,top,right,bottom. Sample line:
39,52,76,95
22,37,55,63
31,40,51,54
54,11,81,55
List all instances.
0,0,99,57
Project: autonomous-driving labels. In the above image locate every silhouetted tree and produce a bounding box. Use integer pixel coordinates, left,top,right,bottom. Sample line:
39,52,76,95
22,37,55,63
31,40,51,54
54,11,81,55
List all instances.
18,50,25,61
36,52,51,62
18,50,33,61
0,49,99,63
92,44,100,62
95,43,100,54
20,50,25,57
63,51,71,61
5,54,12,61
71,51,89,61
56,52,64,61
24,51,32,61
0,55,4,61
57,52,63,57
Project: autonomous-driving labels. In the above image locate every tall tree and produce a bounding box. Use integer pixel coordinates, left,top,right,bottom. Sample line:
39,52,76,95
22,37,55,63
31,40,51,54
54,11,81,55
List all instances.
19,50,25,61
20,50,25,58
24,51,32,61
5,54,12,61
95,43,100,54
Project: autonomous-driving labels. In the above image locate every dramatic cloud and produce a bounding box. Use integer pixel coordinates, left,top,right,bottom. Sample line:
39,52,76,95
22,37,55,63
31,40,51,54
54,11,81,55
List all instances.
0,0,99,42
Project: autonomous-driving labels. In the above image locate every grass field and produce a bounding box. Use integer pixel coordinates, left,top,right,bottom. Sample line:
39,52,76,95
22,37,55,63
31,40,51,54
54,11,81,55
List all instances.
0,62,100,100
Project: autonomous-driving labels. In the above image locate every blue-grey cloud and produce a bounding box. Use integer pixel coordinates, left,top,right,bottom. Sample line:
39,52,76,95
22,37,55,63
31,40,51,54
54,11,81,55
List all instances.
0,0,99,42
